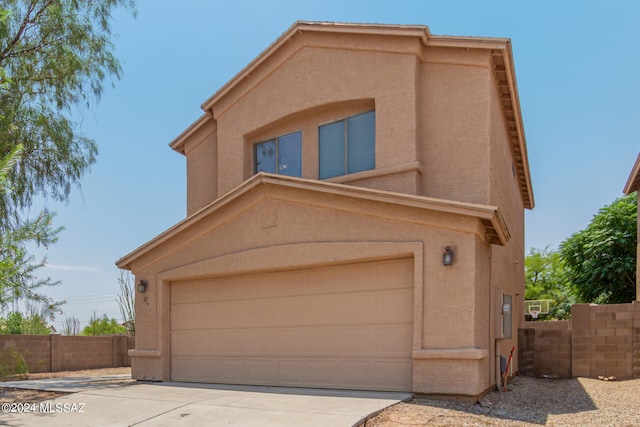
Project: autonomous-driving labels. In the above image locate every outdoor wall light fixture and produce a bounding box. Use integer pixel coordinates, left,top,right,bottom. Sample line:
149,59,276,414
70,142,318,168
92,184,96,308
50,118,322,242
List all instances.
443,247,454,266
138,280,148,293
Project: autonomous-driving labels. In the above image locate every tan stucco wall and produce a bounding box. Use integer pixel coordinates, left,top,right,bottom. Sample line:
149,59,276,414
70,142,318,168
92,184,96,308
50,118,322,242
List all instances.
186,36,505,210
417,48,491,205
182,30,529,212
184,119,217,215
127,182,497,395
488,73,526,379
215,43,419,197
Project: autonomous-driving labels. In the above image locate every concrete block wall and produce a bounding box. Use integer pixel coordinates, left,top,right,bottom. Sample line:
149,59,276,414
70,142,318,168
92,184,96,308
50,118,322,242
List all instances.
518,320,572,378
572,303,635,379
0,335,52,373
0,335,134,374
519,302,640,380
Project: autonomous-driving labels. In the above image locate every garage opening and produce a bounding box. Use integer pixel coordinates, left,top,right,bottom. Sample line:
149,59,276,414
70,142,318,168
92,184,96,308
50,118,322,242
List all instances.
170,257,413,391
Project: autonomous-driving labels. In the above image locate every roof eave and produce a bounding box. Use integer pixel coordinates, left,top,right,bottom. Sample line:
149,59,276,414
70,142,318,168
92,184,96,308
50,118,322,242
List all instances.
199,21,514,113
116,173,510,270
623,153,640,194
169,113,212,155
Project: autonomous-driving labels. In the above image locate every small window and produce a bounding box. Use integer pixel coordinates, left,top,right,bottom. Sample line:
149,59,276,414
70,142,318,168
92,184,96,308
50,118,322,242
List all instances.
254,131,302,177
319,111,375,179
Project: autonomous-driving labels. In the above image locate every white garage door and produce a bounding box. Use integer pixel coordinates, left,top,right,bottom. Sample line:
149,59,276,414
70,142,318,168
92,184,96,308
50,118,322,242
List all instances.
170,257,413,391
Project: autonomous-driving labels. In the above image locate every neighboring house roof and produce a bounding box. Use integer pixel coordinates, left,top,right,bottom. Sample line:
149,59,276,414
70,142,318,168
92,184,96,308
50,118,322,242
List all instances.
116,173,510,270
168,21,534,210
624,153,640,194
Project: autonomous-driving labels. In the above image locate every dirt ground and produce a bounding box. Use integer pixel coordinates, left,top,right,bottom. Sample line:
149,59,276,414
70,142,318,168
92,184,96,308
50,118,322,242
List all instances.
0,367,131,404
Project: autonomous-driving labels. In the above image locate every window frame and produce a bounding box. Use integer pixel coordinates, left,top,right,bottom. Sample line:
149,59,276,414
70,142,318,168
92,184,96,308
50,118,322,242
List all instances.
318,110,375,180
253,130,302,177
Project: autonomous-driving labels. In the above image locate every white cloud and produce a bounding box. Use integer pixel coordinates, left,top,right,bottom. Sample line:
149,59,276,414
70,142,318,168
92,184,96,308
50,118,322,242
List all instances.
45,264,100,272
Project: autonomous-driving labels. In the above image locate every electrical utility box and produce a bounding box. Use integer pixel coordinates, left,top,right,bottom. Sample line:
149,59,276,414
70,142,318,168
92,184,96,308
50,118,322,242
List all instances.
495,290,513,339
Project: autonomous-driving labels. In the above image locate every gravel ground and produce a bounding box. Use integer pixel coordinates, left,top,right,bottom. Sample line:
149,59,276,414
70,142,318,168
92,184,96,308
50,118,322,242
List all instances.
366,376,640,426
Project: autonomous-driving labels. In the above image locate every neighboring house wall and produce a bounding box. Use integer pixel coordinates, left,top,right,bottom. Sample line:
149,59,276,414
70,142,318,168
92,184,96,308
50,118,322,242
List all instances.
623,153,640,300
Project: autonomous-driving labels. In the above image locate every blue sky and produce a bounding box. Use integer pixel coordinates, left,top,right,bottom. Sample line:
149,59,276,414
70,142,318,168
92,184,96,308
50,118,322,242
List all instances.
24,0,639,330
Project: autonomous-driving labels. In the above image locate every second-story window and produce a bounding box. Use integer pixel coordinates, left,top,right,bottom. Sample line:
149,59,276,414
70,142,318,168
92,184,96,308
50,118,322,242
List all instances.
319,111,375,179
254,131,302,177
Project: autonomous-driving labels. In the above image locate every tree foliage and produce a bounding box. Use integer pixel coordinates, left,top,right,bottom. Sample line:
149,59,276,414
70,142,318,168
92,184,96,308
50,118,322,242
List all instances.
81,311,126,336
525,246,576,320
560,194,637,304
0,0,136,224
0,310,50,334
0,143,63,313
0,1,134,315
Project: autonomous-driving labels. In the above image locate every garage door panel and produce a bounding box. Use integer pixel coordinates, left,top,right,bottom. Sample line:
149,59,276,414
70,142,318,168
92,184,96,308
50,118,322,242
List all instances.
375,360,414,389
171,258,413,391
376,258,414,287
172,356,413,390
174,259,410,305
374,289,414,323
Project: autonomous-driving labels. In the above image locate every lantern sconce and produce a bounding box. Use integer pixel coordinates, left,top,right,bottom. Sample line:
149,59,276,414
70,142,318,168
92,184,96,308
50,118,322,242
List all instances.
443,247,454,266
138,280,148,293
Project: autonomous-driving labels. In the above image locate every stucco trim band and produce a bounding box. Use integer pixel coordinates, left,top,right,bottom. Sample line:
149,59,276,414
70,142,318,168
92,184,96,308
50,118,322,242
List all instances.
156,241,420,283
413,348,489,360
327,161,423,184
128,349,161,358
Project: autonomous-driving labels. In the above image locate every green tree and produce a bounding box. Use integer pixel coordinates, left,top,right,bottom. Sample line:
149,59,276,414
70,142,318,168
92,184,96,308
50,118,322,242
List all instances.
560,194,637,304
0,309,50,334
525,246,576,320
81,311,126,336
0,0,136,224
0,144,63,313
1,1,134,312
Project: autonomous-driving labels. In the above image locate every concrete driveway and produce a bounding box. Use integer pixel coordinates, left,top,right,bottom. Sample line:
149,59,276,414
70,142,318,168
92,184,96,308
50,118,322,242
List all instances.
1,377,411,426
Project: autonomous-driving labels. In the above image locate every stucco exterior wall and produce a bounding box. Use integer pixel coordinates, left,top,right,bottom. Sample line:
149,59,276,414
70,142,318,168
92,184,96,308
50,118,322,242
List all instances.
214,35,420,197
486,73,526,380
417,48,491,205
126,181,497,395
185,119,217,215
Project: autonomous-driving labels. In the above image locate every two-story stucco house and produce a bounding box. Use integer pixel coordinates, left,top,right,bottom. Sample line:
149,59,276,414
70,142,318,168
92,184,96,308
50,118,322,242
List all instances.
117,21,534,400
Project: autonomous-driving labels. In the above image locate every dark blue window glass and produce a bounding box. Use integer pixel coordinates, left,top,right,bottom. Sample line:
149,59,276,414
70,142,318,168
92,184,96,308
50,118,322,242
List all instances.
254,132,302,177
278,132,302,177
347,111,375,174
319,121,345,179
255,139,276,174
319,111,375,179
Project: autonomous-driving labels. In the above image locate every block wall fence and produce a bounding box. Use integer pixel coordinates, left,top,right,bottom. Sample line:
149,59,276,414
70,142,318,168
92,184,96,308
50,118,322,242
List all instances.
0,335,134,373
519,302,640,379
